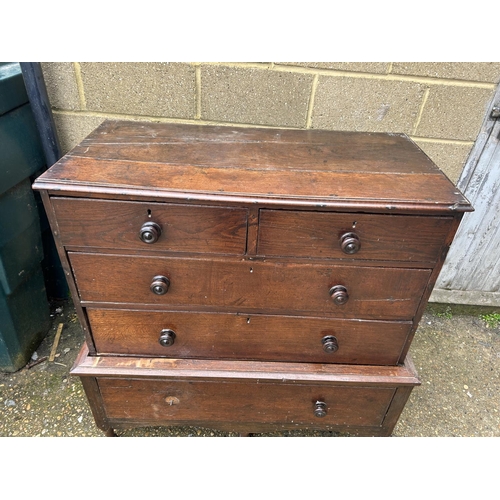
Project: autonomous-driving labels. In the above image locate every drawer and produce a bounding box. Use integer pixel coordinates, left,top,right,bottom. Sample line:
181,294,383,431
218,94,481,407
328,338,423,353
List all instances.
71,349,420,434
51,197,248,255
98,377,395,427
258,210,454,262
87,308,412,365
71,253,431,320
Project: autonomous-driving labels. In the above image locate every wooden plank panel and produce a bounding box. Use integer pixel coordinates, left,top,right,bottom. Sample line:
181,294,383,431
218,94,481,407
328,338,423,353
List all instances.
68,140,439,174
74,120,443,173
437,120,500,292
32,121,472,213
36,157,467,211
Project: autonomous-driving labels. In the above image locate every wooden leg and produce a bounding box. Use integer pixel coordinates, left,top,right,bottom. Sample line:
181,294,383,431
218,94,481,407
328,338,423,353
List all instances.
105,428,117,437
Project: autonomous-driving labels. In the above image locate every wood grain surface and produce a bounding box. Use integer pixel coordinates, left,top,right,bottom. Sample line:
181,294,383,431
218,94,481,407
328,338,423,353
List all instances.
71,344,420,386
52,197,248,255
87,308,412,365
33,121,472,213
258,210,454,262
70,252,431,320
97,377,395,427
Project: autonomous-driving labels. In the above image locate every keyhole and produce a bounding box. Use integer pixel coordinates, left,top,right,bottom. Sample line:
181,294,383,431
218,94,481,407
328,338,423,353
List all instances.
147,209,152,218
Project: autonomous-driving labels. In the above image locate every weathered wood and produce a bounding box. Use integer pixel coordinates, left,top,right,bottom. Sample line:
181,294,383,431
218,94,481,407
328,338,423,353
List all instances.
71,345,421,386
35,158,471,213
86,308,412,365
71,345,419,435
48,323,64,362
258,210,454,262
98,377,395,427
38,191,96,354
434,119,500,303
51,197,248,255
66,121,446,173
69,252,431,320
33,121,472,214
37,121,466,436
79,376,110,432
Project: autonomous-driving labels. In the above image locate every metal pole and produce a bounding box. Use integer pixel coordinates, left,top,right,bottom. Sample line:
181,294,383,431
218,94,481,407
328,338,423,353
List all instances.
19,62,61,167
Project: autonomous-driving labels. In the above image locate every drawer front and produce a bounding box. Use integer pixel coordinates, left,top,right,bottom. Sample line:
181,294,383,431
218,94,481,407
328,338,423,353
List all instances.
71,253,431,320
258,210,453,262
98,377,396,427
87,308,412,365
51,197,248,255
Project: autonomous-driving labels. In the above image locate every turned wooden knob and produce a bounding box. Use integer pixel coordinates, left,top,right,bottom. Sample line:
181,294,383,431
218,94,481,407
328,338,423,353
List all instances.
314,401,327,418
322,335,339,353
329,285,348,305
340,232,360,254
150,275,170,295
159,329,176,347
139,222,162,244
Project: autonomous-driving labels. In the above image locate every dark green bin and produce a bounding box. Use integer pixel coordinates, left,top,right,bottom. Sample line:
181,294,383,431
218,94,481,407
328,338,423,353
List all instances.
0,62,51,371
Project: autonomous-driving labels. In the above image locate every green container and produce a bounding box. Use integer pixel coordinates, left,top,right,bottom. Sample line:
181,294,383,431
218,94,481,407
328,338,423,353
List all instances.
0,179,44,294
0,63,28,116
0,268,50,371
0,103,45,193
0,62,51,371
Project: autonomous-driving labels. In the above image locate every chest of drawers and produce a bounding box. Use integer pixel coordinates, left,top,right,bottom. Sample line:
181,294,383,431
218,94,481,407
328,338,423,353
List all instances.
33,121,472,436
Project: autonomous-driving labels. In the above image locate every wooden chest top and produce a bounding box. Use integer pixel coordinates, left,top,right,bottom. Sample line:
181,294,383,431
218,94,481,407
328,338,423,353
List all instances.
33,120,472,214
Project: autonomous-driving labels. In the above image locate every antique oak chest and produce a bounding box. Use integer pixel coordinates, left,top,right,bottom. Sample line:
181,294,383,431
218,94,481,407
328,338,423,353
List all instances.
33,121,472,436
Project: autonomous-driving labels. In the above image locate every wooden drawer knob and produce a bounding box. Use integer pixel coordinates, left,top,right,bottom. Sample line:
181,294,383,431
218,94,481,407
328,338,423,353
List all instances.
150,275,170,295
314,401,327,418
140,222,162,244
322,335,339,353
340,232,360,254
329,285,348,305
159,329,176,347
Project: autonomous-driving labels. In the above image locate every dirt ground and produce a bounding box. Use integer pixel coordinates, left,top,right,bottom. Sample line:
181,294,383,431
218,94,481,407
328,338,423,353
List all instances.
1,300,499,437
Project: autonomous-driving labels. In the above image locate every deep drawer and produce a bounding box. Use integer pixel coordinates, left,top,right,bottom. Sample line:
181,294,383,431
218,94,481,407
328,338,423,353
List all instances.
72,345,420,436
87,308,412,365
258,210,453,262
51,197,248,255
70,253,431,320
98,377,395,427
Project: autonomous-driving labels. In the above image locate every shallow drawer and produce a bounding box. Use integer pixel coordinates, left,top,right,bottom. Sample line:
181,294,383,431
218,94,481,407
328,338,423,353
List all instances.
71,253,431,320
87,308,412,365
258,210,453,262
51,197,248,255
98,377,395,427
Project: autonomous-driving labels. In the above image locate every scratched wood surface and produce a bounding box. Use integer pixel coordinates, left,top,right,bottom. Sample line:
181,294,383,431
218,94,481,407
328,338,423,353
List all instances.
52,197,248,255
86,308,412,365
97,377,394,426
69,252,431,320
33,120,472,213
257,210,454,262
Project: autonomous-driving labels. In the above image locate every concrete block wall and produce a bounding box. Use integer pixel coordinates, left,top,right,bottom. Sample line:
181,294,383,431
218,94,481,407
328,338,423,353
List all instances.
41,62,500,183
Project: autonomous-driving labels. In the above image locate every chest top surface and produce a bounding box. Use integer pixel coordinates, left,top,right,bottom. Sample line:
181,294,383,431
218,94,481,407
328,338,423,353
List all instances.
33,120,472,214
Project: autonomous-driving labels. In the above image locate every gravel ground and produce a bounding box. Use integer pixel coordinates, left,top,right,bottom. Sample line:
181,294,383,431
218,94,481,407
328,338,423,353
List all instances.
1,301,499,437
